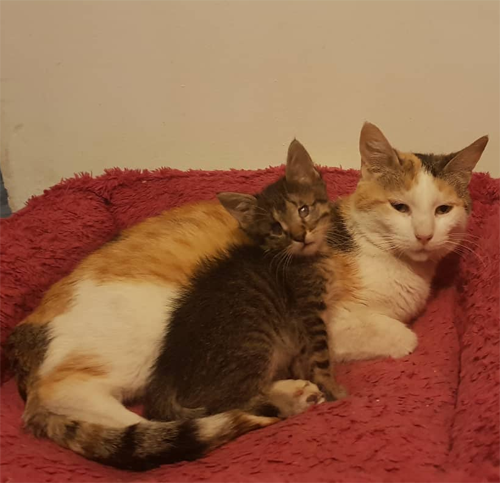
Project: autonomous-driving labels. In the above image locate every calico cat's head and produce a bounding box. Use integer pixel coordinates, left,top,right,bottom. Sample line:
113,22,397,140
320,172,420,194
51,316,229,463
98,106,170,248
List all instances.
353,122,488,262
218,140,331,256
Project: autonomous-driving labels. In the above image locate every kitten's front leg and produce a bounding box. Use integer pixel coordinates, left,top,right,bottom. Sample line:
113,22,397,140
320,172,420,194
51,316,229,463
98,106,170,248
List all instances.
307,334,347,400
329,306,418,362
311,361,348,401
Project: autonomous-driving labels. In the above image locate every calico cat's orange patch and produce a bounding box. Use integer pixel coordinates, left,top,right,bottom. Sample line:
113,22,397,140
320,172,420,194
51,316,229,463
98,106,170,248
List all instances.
354,151,427,211
352,183,388,211
395,151,422,172
321,202,360,307
434,177,466,207
322,252,360,307
23,277,76,326
84,201,247,286
37,354,108,401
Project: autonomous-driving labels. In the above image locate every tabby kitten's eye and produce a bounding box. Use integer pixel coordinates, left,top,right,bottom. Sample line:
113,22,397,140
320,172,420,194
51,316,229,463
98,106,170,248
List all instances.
271,222,283,235
298,205,309,218
435,205,453,215
391,202,410,214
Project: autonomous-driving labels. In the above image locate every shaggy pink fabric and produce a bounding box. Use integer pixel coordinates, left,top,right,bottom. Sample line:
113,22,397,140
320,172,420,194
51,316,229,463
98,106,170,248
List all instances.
0,167,498,482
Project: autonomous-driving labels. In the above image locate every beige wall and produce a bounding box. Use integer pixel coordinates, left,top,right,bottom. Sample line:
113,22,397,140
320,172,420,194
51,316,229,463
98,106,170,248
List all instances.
1,0,498,211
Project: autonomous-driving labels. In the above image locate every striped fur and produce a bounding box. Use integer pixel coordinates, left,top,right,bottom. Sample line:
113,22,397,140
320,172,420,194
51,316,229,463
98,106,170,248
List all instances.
25,402,277,471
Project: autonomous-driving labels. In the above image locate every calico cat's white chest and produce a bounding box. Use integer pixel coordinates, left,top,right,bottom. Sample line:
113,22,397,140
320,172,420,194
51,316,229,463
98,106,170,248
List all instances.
355,251,433,322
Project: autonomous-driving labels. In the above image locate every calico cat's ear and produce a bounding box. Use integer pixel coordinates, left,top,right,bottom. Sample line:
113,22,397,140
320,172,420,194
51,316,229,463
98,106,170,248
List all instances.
359,122,400,179
286,139,320,184
217,192,258,226
442,135,488,184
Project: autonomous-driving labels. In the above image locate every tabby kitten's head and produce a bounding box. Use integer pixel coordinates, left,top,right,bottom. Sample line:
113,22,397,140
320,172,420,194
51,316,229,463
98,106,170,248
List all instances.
218,140,331,256
353,122,488,262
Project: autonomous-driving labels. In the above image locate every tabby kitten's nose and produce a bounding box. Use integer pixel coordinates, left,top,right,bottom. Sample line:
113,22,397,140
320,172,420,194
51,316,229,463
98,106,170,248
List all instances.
292,233,306,243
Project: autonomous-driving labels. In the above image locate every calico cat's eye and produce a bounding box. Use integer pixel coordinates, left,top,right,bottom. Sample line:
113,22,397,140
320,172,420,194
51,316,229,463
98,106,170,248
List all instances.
271,222,283,235
298,205,309,218
391,202,410,214
435,205,453,215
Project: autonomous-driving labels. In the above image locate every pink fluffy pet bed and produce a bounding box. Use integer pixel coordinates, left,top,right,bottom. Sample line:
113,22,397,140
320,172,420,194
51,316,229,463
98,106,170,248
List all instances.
1,166,499,482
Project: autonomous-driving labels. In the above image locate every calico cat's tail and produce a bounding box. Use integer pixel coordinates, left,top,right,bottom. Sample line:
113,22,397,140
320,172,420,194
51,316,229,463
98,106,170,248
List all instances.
24,406,278,471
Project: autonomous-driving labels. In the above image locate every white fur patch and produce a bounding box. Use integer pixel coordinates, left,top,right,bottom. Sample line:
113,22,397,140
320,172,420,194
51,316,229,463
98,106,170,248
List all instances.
41,280,179,401
197,414,231,440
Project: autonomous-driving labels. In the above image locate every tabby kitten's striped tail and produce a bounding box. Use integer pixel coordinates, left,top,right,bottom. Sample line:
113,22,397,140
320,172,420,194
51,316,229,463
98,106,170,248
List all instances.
25,407,277,471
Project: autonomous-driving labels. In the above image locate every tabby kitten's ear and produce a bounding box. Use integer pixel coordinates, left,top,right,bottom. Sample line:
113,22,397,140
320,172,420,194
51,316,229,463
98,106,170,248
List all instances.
217,192,258,227
359,122,400,179
286,139,320,184
442,135,489,184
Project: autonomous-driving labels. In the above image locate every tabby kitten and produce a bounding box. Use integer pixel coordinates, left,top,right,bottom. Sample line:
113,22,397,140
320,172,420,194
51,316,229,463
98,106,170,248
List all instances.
145,140,345,427
7,140,339,471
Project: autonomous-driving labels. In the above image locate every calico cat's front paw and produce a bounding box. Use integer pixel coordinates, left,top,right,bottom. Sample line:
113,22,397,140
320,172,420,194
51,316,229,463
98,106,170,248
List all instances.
268,379,326,418
331,315,418,361
384,324,418,359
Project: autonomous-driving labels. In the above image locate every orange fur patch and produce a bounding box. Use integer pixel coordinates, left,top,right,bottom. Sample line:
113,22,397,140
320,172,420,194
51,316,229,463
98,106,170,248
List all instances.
37,354,108,402
83,201,247,286
23,277,76,326
322,251,360,308
320,202,361,307
354,150,426,211
434,178,466,208
352,182,388,211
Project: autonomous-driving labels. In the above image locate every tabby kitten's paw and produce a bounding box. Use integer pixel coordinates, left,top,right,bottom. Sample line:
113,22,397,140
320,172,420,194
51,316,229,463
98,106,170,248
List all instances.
269,379,326,418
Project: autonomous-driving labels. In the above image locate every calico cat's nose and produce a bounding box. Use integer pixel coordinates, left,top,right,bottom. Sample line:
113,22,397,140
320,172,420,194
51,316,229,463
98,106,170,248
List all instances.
416,233,433,245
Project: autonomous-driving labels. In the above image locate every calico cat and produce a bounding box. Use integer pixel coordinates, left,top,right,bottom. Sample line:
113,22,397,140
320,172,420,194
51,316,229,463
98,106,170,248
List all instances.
7,140,340,471
326,124,488,361
6,122,488,469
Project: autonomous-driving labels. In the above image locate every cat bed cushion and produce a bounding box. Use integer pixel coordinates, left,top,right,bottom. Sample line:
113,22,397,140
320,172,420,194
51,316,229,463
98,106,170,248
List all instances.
1,167,498,483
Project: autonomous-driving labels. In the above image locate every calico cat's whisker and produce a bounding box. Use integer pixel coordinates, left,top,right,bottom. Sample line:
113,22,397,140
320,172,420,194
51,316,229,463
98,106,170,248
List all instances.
450,242,485,261
448,235,483,251
448,233,479,241
446,235,486,254
450,232,481,240
457,240,484,253
445,241,487,267
455,248,487,268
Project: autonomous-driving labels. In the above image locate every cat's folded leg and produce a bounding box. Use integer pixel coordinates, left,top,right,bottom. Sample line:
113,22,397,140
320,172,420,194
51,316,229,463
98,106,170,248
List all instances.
26,379,145,429
311,364,348,401
329,306,418,362
247,379,326,418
